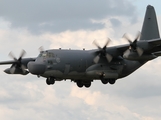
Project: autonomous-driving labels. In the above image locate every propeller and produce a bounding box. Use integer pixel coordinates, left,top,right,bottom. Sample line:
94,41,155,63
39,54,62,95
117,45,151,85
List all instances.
39,46,44,53
8,50,27,74
123,31,144,56
93,38,113,63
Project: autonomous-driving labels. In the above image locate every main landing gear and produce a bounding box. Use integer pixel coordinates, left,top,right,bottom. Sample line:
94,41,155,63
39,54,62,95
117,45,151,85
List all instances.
101,78,116,85
76,81,91,88
46,77,55,85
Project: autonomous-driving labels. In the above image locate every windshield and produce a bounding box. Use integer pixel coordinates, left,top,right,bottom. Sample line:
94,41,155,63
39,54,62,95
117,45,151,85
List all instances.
39,52,55,58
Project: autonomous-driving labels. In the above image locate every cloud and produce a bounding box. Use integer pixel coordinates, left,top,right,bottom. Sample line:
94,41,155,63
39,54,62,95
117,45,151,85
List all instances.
0,1,161,120
0,0,136,33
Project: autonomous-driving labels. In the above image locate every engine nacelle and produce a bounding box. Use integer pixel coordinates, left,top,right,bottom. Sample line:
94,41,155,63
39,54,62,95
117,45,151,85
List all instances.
123,51,157,61
86,64,120,79
4,68,29,75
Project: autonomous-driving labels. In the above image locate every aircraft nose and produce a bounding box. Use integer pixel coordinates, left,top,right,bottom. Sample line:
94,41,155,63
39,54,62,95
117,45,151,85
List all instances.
27,62,46,75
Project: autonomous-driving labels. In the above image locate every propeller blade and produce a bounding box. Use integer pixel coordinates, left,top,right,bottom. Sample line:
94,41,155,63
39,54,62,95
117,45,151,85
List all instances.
93,39,113,63
21,64,27,74
103,38,111,49
8,50,27,74
106,53,113,62
134,31,141,41
136,47,144,56
10,66,16,74
93,40,101,50
39,46,44,52
123,31,141,42
93,55,100,63
19,49,26,60
123,49,131,58
9,52,17,61
123,31,144,56
123,33,133,44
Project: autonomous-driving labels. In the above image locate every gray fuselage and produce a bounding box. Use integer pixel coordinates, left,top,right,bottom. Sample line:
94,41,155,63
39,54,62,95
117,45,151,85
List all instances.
34,49,144,82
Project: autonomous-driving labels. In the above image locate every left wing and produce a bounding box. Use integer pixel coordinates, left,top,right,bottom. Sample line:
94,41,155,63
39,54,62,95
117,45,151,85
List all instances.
0,60,17,65
0,58,36,75
0,58,36,65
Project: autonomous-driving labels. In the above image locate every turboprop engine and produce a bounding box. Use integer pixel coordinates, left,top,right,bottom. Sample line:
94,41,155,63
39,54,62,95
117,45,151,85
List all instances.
123,50,157,61
4,68,29,75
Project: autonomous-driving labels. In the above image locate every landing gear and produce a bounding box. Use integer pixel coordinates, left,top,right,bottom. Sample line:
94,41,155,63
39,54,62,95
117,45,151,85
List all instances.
109,79,116,84
101,78,116,85
101,78,109,84
84,82,91,88
76,81,91,88
46,77,55,85
76,81,83,88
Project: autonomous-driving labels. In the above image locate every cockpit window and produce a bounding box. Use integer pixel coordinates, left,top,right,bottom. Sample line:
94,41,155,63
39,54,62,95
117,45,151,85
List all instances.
39,52,54,58
48,52,54,57
42,53,47,57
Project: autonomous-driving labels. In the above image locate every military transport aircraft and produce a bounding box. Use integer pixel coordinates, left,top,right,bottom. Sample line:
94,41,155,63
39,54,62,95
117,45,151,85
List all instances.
0,5,161,88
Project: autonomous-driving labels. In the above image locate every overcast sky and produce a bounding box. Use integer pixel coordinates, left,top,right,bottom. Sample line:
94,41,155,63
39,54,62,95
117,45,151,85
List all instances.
0,0,161,120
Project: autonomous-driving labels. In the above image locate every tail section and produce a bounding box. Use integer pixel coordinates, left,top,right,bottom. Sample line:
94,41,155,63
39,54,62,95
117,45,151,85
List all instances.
140,5,160,40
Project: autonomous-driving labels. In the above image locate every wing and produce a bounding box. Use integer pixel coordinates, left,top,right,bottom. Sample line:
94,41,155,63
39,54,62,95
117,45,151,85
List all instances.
0,58,36,65
148,38,161,45
0,58,36,75
116,38,161,52
100,38,161,62
0,60,17,65
116,44,129,54
0,49,36,75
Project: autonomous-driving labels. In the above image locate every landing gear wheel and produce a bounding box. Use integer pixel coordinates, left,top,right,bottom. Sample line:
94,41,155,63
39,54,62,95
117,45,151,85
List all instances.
46,77,55,85
109,79,116,85
46,78,51,85
84,82,91,88
50,78,55,84
101,79,109,84
76,81,83,88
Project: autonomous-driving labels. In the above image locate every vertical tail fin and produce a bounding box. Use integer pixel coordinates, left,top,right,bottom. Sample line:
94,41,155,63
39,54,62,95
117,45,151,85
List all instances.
140,5,160,40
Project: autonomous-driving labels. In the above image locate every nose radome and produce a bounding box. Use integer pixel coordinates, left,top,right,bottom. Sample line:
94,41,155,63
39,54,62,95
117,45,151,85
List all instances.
28,62,46,75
